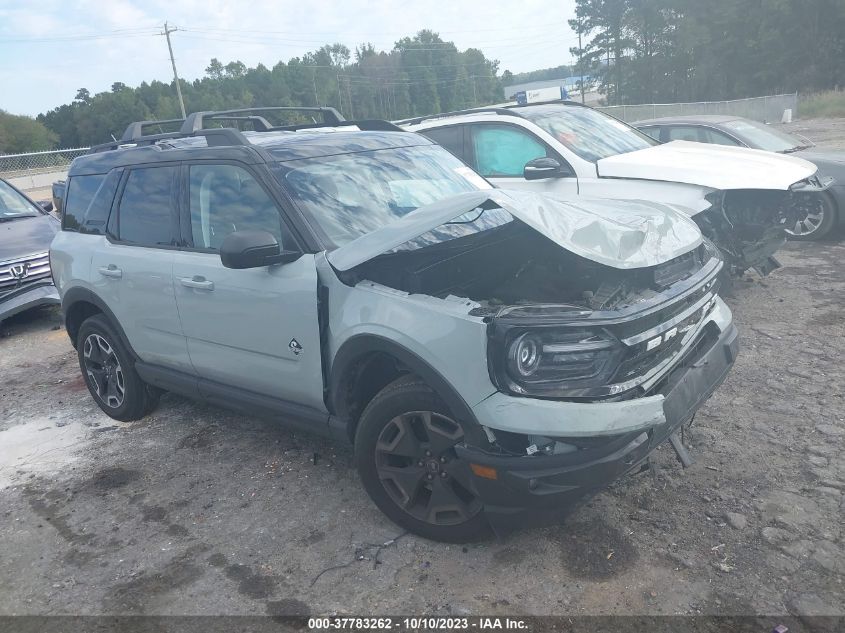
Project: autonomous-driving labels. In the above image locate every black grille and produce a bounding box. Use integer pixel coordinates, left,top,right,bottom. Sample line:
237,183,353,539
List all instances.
613,304,708,383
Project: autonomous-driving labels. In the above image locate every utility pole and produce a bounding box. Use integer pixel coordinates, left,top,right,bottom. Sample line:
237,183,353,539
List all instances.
162,22,186,118
578,18,585,104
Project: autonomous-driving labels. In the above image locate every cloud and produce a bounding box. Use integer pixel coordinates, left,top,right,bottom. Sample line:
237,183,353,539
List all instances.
0,0,576,116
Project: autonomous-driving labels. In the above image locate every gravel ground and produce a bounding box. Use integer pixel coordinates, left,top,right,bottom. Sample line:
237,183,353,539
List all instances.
1,126,844,620
783,117,845,151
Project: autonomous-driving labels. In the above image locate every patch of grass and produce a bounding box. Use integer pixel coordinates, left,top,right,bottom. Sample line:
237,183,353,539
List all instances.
799,90,845,119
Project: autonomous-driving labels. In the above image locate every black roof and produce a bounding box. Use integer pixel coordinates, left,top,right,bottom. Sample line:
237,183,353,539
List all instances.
632,115,742,126
68,107,426,177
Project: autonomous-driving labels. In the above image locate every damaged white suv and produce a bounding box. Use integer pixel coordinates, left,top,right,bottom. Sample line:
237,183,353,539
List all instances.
51,108,739,541
402,101,829,276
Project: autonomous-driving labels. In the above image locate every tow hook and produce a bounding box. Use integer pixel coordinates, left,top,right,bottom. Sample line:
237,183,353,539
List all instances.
669,430,695,468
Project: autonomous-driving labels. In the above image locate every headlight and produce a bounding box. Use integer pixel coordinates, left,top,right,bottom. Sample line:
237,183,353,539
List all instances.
499,327,624,396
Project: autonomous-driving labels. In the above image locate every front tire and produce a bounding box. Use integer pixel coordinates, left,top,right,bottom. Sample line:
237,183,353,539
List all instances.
786,191,837,241
354,375,489,542
76,314,159,421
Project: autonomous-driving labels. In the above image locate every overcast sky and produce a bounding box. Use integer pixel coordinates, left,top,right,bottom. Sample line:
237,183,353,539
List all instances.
1,0,579,117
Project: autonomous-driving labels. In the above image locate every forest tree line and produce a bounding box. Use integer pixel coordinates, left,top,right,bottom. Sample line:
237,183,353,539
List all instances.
30,30,503,149
570,0,845,105
4,2,845,153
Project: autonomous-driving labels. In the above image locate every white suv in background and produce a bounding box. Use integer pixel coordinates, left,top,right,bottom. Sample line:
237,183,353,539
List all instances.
401,101,829,276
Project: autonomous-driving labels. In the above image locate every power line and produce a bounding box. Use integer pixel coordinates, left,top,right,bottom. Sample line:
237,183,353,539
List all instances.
176,21,570,37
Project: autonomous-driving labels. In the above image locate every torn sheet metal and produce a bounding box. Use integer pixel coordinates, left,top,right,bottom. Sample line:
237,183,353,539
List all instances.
327,189,703,272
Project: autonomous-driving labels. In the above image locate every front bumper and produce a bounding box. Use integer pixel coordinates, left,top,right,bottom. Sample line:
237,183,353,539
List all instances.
0,282,60,321
457,320,739,532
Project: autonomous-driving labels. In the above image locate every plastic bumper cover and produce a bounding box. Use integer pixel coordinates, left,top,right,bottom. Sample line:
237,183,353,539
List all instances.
0,283,60,321
457,321,739,532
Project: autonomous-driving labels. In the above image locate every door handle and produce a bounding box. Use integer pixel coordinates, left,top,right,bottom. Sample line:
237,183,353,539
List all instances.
179,276,214,291
97,265,122,279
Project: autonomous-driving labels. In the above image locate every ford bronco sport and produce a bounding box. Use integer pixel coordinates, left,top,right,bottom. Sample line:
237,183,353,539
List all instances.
51,107,739,541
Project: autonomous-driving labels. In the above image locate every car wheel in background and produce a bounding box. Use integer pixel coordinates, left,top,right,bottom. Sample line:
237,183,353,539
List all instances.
354,375,490,542
786,191,837,240
76,314,160,421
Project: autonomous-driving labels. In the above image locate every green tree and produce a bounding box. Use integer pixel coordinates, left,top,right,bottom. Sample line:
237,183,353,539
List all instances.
0,110,58,153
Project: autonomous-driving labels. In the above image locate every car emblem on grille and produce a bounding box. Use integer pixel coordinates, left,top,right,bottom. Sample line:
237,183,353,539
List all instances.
9,263,29,281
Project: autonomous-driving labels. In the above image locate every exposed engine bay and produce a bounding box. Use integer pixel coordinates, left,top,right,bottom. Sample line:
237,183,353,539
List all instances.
341,220,706,313
695,182,826,275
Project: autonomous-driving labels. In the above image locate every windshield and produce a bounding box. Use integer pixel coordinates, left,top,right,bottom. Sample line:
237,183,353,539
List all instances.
518,104,657,162
275,144,491,247
722,119,804,152
0,179,41,220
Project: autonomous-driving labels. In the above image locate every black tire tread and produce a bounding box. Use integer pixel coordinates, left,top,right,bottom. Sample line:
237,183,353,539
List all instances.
76,314,158,422
354,374,490,543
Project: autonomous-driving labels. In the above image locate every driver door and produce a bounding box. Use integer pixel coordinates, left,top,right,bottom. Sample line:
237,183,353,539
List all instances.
171,161,325,412
466,123,579,197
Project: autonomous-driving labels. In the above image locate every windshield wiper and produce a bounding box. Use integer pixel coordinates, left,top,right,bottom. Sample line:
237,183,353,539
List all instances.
782,145,811,154
0,215,35,222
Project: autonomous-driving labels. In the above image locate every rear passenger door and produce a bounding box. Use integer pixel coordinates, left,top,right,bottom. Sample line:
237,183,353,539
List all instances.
92,164,190,371
171,161,325,411
420,125,465,160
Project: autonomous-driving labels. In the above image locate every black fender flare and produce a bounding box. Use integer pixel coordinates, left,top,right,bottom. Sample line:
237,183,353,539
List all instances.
329,334,483,437
62,287,136,357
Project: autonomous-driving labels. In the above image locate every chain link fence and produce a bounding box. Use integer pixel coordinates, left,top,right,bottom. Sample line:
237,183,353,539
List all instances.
597,93,799,124
0,147,89,178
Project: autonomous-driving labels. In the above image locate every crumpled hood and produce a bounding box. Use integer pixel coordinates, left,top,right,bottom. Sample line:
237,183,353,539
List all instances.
328,189,703,272
0,214,59,262
597,140,818,190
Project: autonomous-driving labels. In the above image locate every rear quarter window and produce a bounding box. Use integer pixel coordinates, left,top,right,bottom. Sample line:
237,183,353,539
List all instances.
115,166,177,247
420,126,464,160
62,172,119,234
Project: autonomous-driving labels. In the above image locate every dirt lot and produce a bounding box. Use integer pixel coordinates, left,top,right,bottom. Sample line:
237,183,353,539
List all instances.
1,130,844,621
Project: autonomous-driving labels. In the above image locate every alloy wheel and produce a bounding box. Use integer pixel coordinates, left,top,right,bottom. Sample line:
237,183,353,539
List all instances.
375,411,482,526
786,209,825,237
83,333,125,409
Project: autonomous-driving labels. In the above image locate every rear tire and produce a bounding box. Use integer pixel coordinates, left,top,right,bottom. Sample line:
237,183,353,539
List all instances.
786,191,837,241
76,314,159,421
354,375,490,543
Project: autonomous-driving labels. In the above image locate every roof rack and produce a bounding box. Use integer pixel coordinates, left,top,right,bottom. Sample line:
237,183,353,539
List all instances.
86,107,403,155
88,128,249,154
180,106,345,134
120,118,185,142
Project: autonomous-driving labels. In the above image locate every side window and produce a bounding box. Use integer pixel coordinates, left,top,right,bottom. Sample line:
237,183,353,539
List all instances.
116,166,177,246
62,174,105,231
62,171,120,234
666,126,705,143
699,128,742,146
639,127,662,142
420,126,464,160
470,124,550,177
188,164,287,250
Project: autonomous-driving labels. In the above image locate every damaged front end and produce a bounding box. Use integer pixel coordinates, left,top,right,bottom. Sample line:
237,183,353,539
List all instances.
329,190,738,531
694,175,832,276
461,248,737,533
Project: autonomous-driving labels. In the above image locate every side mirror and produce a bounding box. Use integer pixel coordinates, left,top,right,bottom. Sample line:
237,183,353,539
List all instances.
39,200,54,212
524,157,567,180
219,230,301,269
